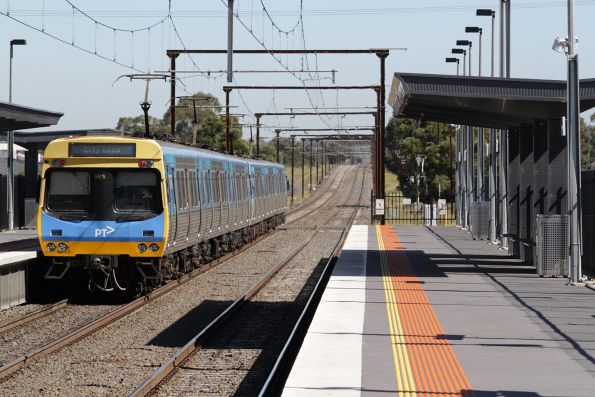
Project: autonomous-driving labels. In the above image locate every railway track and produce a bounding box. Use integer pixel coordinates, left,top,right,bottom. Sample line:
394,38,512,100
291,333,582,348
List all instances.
0,165,353,395
0,299,68,334
0,230,275,380
130,166,368,396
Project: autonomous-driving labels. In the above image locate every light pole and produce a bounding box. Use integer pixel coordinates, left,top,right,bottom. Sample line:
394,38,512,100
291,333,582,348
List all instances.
415,154,426,209
478,8,498,242
466,28,484,203
553,0,582,283
275,129,281,163
7,38,27,232
477,9,496,77
465,27,483,77
499,1,510,249
451,48,467,76
456,40,473,75
445,57,460,76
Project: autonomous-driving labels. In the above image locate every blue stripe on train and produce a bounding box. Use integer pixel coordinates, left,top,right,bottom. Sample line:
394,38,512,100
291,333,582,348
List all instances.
40,212,165,242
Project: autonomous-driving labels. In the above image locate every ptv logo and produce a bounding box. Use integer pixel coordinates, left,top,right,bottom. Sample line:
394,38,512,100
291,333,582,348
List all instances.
94,225,116,238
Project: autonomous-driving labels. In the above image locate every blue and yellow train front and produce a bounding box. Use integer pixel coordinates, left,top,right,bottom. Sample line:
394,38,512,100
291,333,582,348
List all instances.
37,136,169,292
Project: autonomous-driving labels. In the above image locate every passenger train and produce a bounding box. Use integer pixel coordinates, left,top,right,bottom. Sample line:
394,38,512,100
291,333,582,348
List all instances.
37,136,287,295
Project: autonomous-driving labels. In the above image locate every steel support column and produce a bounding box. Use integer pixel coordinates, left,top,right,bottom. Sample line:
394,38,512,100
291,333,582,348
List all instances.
500,129,509,249
302,139,305,198
291,136,295,207
462,126,468,229
568,0,582,283
255,114,261,158
455,128,463,227
377,52,388,225
224,87,232,155
478,128,484,200
449,125,454,197
309,139,313,193
467,126,474,228
489,128,497,242
275,129,280,163
168,53,179,136
316,140,319,187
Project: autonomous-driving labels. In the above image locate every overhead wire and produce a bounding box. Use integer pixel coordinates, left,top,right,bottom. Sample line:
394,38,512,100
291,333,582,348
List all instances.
8,1,595,18
221,0,335,128
0,8,147,73
63,0,167,32
259,0,301,34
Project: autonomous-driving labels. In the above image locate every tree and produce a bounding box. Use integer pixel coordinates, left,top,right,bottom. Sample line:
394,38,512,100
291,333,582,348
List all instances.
115,91,249,155
385,117,455,201
116,115,168,136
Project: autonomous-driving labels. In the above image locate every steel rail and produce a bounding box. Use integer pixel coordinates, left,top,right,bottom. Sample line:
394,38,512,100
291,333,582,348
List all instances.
129,166,365,397
0,167,344,382
128,232,318,397
0,230,274,382
0,299,68,334
284,167,350,222
284,165,345,217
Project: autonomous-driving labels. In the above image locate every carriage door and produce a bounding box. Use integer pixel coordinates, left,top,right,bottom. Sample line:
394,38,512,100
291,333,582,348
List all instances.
166,165,177,247
184,168,193,241
193,169,202,237
249,170,255,220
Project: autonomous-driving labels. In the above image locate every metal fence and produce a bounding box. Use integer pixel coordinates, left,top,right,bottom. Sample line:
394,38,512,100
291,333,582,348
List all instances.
371,191,456,225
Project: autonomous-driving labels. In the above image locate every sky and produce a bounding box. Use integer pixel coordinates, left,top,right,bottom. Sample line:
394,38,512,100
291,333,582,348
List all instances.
0,0,594,140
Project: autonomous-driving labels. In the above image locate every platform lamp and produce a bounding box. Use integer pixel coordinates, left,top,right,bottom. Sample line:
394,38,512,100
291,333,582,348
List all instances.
445,57,460,76
451,49,467,76
456,40,472,75
7,38,27,231
465,27,482,76
477,9,496,77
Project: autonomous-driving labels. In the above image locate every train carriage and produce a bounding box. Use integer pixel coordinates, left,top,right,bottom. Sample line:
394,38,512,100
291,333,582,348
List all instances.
38,136,286,295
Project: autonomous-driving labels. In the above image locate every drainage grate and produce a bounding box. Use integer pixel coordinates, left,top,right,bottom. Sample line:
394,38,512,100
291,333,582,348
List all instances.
536,214,568,277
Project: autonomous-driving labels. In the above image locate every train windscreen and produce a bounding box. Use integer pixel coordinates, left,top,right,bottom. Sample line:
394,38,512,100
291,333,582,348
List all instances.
45,169,162,221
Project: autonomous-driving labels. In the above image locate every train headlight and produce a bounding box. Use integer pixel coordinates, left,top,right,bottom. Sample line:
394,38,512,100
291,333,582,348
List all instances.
46,243,56,252
57,243,68,253
138,243,148,253
149,243,159,252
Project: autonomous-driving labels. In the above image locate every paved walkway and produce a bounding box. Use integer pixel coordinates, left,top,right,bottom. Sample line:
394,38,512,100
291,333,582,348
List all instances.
284,225,595,397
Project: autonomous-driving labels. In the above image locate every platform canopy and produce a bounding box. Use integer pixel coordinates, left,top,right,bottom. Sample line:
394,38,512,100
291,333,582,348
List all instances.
0,102,63,131
388,73,595,129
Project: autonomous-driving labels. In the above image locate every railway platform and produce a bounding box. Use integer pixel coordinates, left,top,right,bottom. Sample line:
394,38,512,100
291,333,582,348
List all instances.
0,229,40,310
0,229,39,268
283,225,595,397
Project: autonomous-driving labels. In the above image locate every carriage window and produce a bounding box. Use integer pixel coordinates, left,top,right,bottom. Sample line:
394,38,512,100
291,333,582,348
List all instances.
213,172,220,203
46,170,91,211
222,172,228,203
175,171,185,209
189,170,198,207
115,170,161,212
200,171,208,205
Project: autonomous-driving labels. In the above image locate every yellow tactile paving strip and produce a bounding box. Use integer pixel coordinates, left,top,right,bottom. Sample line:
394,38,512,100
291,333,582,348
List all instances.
377,225,474,397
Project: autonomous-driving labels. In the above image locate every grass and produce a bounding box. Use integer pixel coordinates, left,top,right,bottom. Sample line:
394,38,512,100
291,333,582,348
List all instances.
385,168,401,193
285,163,324,206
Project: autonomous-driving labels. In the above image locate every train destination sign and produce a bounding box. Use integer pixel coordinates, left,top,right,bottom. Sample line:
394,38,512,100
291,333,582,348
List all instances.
69,143,136,157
